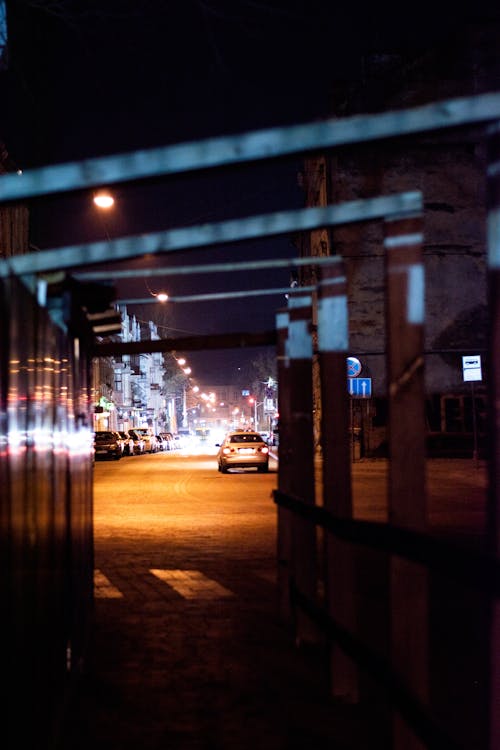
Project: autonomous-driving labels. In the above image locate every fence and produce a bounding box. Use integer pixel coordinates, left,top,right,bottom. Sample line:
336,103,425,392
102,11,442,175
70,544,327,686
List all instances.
1,92,499,748
0,274,94,749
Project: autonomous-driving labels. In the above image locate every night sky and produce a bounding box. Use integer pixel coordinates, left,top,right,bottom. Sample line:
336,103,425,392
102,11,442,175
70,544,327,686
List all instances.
0,2,484,381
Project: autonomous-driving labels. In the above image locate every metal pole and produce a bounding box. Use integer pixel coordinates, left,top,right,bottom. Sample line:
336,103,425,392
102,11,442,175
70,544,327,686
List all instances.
275,309,293,622
486,122,500,750
286,290,318,643
317,259,358,701
182,386,188,429
384,212,428,750
471,380,479,467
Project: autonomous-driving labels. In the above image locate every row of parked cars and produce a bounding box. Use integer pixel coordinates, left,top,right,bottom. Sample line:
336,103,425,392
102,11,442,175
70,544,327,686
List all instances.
94,429,182,460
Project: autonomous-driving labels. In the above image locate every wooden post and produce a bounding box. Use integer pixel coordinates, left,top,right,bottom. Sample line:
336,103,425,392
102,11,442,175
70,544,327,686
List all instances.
384,213,428,750
317,259,358,701
486,122,500,750
275,308,293,623
287,290,318,643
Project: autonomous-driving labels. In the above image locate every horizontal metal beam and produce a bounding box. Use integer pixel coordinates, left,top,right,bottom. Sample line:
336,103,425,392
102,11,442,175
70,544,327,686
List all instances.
0,192,422,277
117,285,315,305
90,329,277,358
1,93,499,202
75,254,342,281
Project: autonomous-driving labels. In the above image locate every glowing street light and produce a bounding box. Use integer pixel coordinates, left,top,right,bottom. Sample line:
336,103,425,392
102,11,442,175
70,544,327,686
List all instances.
93,190,115,209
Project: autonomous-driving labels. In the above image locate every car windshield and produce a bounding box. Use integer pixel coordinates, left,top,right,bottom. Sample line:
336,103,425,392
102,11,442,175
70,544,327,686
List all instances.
230,434,262,443
95,432,115,441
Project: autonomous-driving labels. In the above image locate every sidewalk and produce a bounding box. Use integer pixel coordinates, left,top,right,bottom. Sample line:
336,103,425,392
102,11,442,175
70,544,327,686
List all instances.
57,566,377,750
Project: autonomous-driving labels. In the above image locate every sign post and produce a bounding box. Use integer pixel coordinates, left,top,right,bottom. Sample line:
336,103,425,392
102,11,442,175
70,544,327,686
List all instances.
462,355,482,465
347,358,358,462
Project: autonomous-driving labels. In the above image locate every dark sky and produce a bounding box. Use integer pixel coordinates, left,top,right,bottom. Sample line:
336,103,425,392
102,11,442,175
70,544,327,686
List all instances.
0,1,482,381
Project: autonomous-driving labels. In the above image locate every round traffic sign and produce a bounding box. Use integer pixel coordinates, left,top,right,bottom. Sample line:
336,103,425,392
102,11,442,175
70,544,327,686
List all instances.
347,356,362,378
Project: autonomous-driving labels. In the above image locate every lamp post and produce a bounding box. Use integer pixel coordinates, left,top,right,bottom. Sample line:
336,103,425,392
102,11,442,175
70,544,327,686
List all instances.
249,396,266,432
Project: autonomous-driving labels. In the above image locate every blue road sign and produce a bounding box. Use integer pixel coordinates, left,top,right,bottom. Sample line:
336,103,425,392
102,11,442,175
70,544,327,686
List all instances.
347,377,372,398
347,356,362,378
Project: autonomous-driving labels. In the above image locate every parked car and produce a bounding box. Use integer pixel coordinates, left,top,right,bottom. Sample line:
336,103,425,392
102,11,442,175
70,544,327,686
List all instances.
117,430,135,456
155,434,169,451
112,431,127,454
159,431,175,450
216,430,269,473
134,428,158,453
127,429,146,455
94,430,122,460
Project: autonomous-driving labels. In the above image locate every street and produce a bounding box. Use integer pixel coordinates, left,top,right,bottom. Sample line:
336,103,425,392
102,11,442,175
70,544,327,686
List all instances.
92,445,488,582
62,445,360,750
59,448,489,749
93,443,279,564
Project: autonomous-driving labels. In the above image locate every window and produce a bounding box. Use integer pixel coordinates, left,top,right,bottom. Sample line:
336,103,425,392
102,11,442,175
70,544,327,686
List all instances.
230,434,261,444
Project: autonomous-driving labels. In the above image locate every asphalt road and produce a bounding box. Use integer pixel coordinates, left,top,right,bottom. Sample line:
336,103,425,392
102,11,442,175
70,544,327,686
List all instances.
57,446,489,749
92,443,279,560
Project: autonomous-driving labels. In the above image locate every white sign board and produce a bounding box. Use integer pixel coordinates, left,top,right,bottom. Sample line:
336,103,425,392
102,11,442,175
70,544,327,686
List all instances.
462,355,482,382
264,398,275,414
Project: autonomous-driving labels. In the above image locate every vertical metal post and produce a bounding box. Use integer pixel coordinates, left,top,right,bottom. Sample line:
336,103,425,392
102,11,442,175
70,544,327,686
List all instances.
182,385,188,428
471,380,479,467
275,308,293,622
317,259,358,701
486,122,500,750
384,213,428,750
287,290,318,642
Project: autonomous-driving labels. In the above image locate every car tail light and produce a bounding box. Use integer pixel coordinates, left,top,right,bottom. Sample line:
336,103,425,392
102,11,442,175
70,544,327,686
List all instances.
260,446,269,454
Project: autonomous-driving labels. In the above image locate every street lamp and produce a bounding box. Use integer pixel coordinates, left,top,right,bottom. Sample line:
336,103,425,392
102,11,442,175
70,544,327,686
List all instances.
93,190,114,209
92,189,116,241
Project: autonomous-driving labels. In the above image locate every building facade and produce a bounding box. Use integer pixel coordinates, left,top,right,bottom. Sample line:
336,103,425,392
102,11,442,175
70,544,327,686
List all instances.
92,307,175,435
298,24,497,456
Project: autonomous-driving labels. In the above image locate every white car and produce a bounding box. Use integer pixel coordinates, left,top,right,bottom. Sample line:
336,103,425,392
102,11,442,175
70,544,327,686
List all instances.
134,428,158,453
216,430,269,473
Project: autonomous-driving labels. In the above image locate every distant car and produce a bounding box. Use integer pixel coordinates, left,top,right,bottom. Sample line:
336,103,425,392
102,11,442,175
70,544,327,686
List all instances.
134,428,158,453
94,430,122,460
112,431,127,454
117,430,135,456
155,434,169,451
216,430,269,473
159,431,175,450
127,429,146,454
